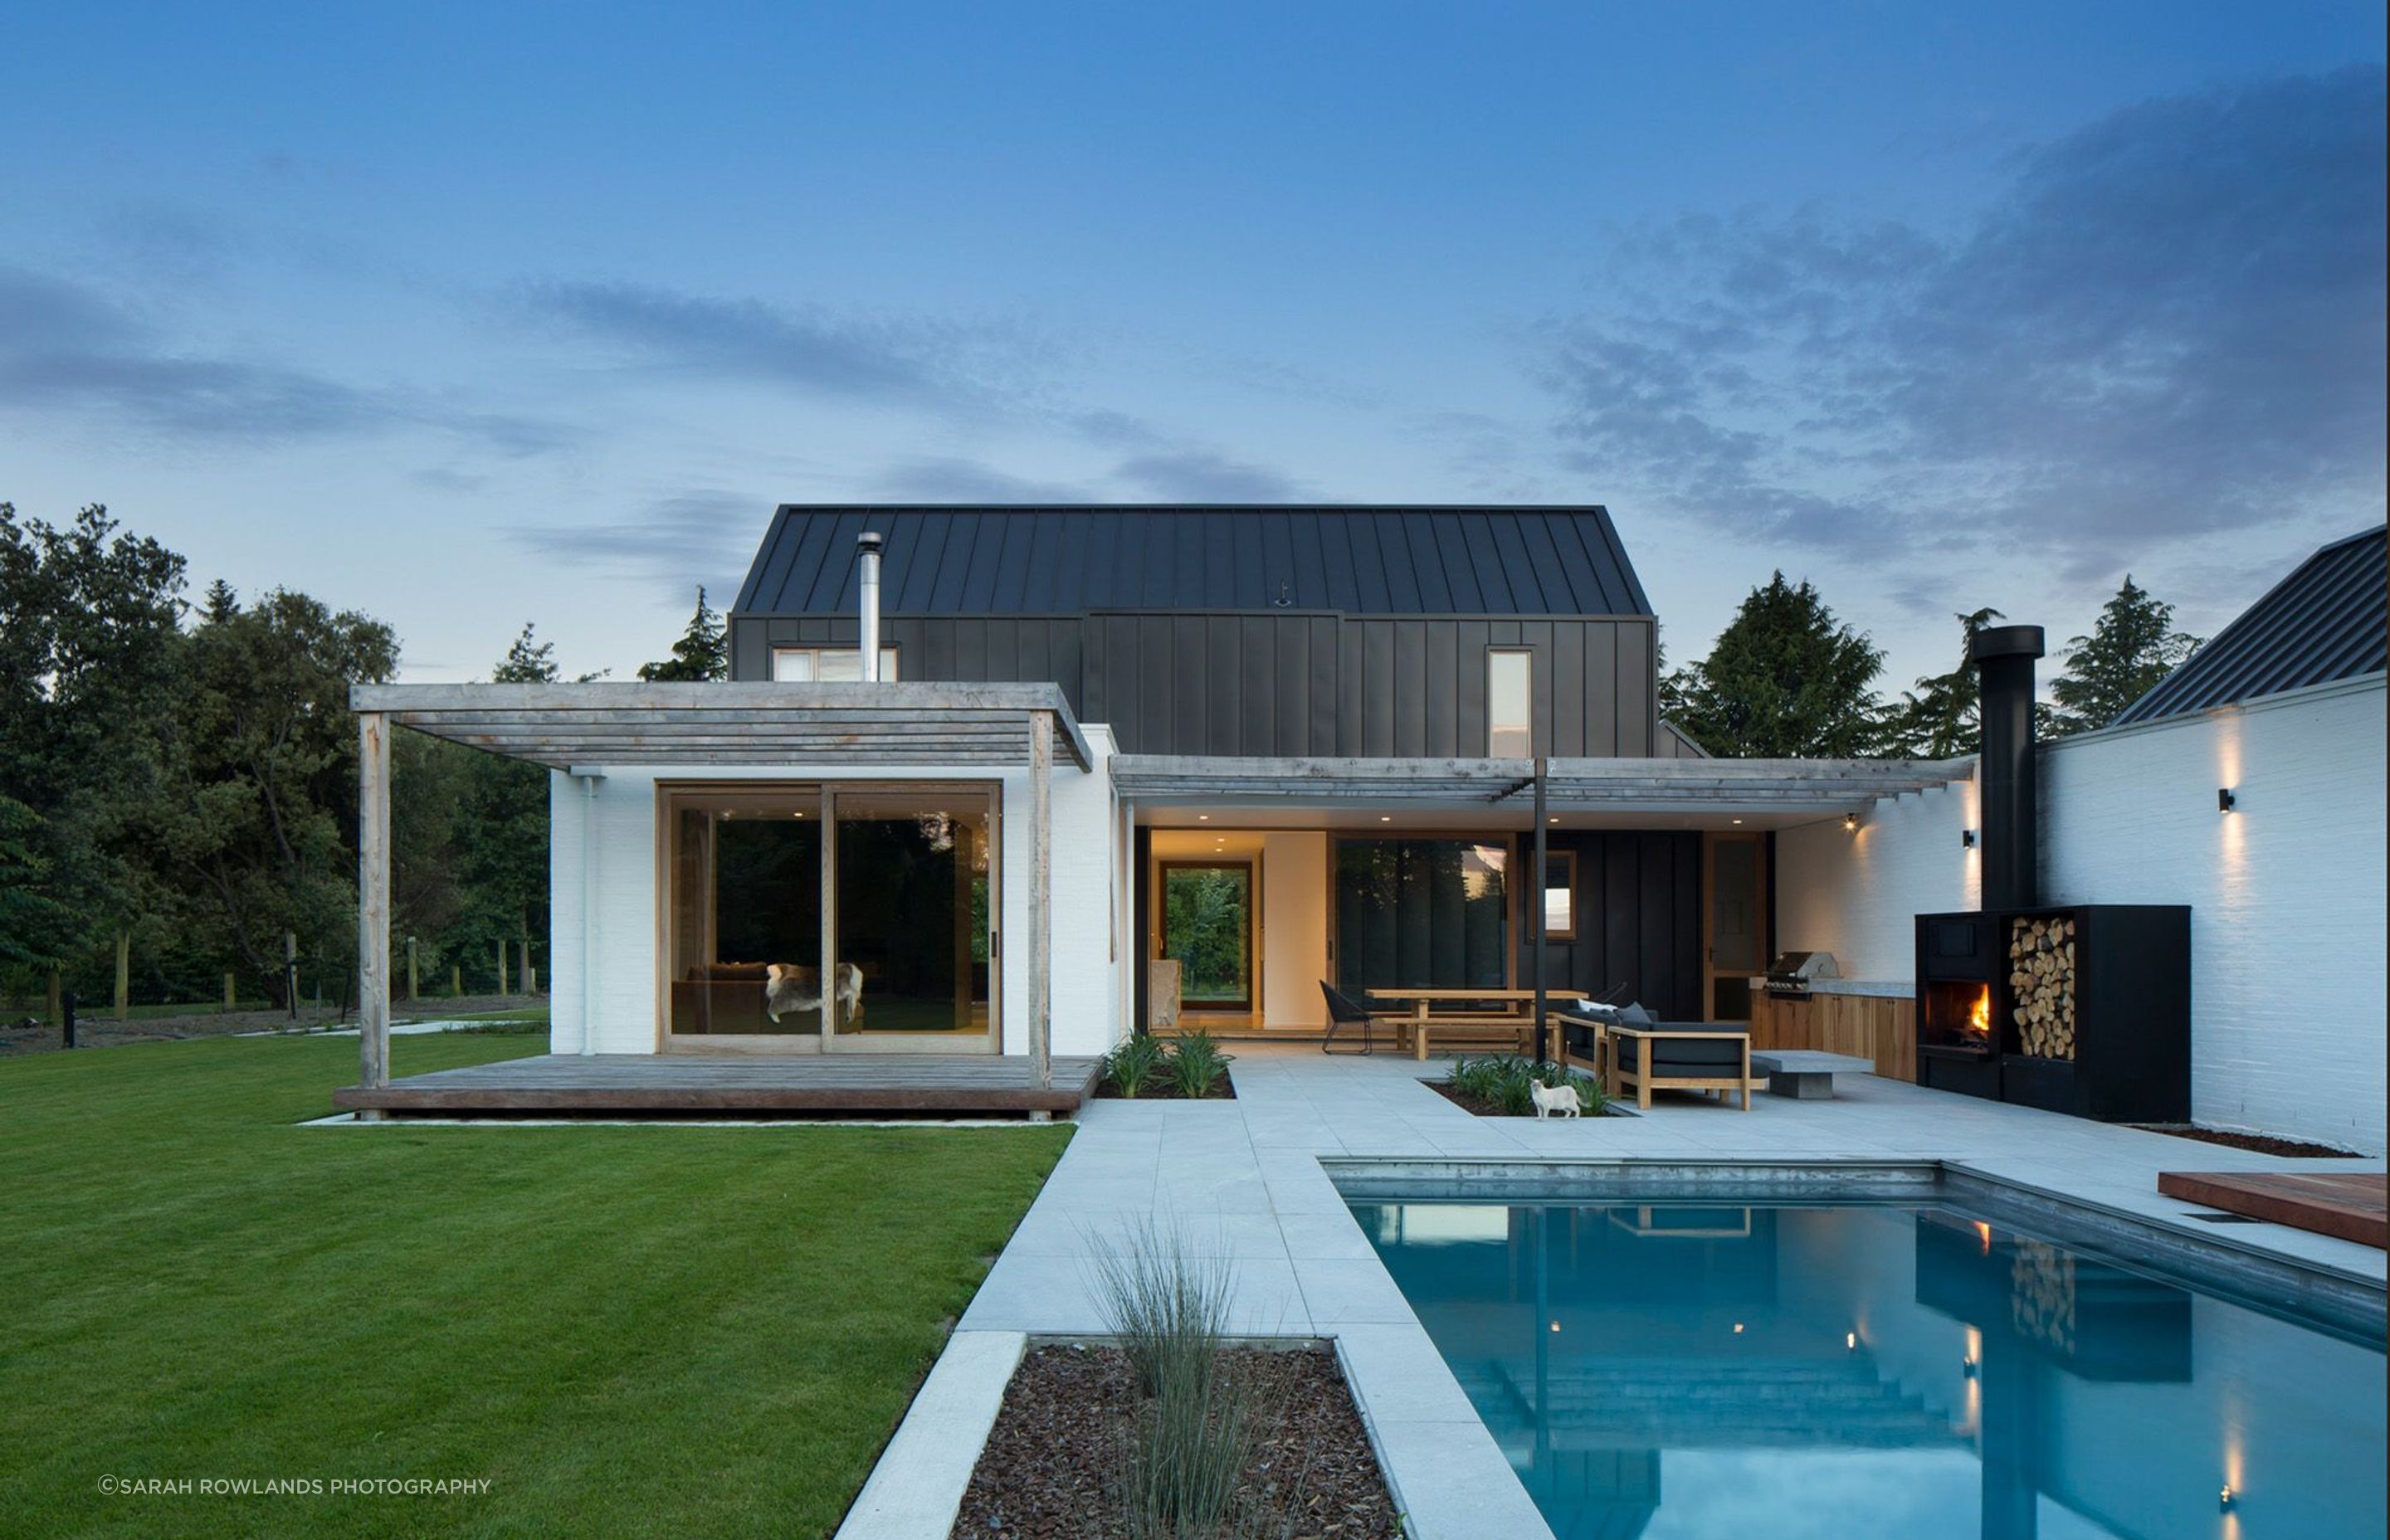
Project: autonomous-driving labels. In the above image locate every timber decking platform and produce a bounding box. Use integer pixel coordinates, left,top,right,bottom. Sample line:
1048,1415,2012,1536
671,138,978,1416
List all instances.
332,1054,1105,1118
2158,1170,2388,1250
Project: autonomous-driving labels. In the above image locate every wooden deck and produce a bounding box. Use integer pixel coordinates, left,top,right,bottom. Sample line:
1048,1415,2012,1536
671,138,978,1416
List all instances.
332,1054,1105,1118
2158,1170,2388,1249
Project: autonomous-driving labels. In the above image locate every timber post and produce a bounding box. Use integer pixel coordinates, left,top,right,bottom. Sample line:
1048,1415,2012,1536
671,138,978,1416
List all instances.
357,711,392,1101
1028,708,1052,1091
114,930,130,1021
1532,757,1548,1067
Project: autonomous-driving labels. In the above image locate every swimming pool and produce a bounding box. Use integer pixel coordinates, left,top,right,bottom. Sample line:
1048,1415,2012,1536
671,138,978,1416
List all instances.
1353,1196,2387,1540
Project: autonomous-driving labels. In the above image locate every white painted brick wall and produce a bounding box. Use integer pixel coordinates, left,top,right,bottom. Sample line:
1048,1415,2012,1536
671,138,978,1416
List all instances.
1777,776,1981,986
1778,676,2387,1153
2041,678,2386,1154
548,726,1128,1062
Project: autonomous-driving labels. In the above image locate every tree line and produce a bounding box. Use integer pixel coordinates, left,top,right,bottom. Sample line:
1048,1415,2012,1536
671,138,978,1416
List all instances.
0,504,726,1017
1661,571,2202,758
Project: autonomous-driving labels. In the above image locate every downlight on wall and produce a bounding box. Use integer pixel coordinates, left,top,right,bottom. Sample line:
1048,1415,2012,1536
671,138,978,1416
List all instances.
2218,787,2238,812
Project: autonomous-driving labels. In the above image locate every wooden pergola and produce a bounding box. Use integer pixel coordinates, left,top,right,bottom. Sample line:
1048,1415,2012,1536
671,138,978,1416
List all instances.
1108,753,1974,812
349,682,1093,1105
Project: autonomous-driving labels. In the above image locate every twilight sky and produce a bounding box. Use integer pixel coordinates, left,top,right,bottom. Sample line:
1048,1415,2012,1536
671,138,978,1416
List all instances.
2,2,2383,690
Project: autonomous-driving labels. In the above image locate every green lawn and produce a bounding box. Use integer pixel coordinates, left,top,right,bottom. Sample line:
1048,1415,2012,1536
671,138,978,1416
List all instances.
0,1034,1069,1538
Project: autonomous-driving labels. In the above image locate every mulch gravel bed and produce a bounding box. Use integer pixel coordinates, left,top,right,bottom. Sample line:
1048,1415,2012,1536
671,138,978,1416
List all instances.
2129,1123,2361,1158
951,1343,1400,1538
1095,1073,1238,1101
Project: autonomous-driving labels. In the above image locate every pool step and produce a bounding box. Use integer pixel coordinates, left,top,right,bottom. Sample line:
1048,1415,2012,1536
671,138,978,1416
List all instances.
1466,1357,1968,1450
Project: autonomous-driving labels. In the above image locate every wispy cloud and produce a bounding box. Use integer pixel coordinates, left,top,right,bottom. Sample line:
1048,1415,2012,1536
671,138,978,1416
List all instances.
0,264,572,453
871,456,1095,504
1113,449,1310,502
506,490,761,590
1547,67,2388,577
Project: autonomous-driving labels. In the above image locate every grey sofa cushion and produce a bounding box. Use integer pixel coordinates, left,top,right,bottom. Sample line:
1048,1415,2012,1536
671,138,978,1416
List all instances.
1614,1034,1745,1073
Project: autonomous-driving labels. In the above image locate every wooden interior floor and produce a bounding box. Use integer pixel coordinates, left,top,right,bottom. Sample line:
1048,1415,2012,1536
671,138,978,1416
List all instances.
2158,1170,2388,1249
333,1053,1105,1118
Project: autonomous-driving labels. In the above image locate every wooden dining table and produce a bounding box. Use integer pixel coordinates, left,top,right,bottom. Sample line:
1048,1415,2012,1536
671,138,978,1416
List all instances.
1365,987,1553,1060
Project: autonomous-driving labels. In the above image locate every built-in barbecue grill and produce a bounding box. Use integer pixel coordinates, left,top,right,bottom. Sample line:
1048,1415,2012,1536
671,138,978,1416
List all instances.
1763,950,1840,998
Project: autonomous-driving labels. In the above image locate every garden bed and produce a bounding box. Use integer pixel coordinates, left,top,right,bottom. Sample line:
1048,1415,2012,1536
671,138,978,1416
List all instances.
950,1342,1399,1538
1095,1072,1236,1101
1427,1079,1625,1118
2130,1123,2362,1158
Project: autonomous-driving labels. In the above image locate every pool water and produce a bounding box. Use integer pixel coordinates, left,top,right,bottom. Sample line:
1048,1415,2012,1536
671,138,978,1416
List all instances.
1353,1200,2386,1540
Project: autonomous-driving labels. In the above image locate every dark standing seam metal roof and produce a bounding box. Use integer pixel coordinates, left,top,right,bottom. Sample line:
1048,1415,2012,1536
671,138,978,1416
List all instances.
2114,525,2388,725
730,506,1653,616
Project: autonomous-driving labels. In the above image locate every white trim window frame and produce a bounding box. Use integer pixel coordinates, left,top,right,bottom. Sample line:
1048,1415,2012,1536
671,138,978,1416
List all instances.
1487,647,1534,757
770,646,900,682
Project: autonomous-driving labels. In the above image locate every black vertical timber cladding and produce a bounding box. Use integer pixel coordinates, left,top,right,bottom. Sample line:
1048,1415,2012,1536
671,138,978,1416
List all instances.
728,611,1660,759
1527,831,1701,1021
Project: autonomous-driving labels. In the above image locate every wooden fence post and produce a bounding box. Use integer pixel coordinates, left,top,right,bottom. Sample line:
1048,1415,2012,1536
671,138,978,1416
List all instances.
223,972,237,1011
495,939,509,997
406,936,419,1001
115,931,130,1021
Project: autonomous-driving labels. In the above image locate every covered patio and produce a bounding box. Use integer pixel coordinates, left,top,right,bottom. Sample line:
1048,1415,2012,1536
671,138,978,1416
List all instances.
344,681,1096,1118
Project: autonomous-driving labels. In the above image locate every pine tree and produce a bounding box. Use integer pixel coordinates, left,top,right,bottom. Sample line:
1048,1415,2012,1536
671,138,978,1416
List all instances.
1672,573,1887,758
2046,578,2201,737
1881,607,2005,758
491,622,559,684
637,587,728,681
201,578,239,624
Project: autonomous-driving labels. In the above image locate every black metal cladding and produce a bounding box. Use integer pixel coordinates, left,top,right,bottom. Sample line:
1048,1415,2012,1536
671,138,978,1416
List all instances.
733,506,1653,616
1969,624,2045,912
729,506,1663,758
2114,524,2388,725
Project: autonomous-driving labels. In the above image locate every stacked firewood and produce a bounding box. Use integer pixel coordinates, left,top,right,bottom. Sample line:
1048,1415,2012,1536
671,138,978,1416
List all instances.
2008,916,2076,1060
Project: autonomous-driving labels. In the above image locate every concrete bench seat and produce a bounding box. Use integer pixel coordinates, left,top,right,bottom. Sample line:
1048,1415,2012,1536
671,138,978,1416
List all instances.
1749,1050,1875,1100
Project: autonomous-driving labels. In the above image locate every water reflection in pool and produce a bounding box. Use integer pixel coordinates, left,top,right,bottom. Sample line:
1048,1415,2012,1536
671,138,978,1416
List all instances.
1352,1201,2385,1540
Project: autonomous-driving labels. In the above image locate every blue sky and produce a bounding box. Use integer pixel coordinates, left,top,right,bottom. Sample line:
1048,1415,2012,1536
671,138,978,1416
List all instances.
2,2,2382,687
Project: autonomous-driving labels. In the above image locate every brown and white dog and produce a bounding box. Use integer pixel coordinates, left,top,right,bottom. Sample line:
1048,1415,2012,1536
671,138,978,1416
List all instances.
764,962,866,1027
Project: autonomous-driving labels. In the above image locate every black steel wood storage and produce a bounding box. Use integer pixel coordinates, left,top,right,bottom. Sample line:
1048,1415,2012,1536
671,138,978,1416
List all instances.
1913,904,2192,1122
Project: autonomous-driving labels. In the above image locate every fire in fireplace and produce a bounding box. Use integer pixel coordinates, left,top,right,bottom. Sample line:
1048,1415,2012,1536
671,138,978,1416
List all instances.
1922,979,1995,1058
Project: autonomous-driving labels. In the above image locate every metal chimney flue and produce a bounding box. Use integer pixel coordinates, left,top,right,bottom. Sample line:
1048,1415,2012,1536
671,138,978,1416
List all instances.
856,531,885,682
1968,624,2045,911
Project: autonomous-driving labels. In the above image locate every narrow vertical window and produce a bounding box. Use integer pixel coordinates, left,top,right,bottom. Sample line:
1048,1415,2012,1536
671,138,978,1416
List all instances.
1544,851,1577,940
1487,648,1534,756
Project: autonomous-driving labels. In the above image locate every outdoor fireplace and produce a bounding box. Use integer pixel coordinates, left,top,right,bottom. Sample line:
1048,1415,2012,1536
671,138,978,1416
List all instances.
1909,626,2192,1121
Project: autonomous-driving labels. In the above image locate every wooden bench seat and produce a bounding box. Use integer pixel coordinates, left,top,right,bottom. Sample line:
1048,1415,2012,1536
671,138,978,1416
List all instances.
1410,1015,1539,1060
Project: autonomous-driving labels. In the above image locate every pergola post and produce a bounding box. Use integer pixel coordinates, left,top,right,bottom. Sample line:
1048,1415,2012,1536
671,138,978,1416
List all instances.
1532,756,1549,1067
1028,709,1053,1093
357,711,392,1102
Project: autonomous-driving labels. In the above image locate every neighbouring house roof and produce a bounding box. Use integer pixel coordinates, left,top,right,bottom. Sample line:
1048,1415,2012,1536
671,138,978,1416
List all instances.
2114,525,2388,726
349,682,1094,771
731,505,1653,617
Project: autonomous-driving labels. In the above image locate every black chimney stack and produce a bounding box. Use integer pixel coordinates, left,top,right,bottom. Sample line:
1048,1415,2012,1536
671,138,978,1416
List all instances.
1969,624,2045,911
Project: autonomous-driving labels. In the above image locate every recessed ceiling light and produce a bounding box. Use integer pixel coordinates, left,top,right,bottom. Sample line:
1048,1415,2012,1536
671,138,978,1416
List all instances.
1197,814,1208,821
1731,817,1744,825
1379,815,1392,822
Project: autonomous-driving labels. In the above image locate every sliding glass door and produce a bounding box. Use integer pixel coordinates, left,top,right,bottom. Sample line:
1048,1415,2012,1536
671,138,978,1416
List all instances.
1334,837,1511,994
661,782,997,1051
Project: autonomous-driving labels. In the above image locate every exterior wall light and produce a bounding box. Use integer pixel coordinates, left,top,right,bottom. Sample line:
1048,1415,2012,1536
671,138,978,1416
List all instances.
2220,1485,2236,1513
2218,787,2237,812
1961,829,1979,848
1842,813,1859,832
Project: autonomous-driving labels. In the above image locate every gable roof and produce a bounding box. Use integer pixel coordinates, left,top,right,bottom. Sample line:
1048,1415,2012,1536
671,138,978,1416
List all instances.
2114,524,2388,725
731,505,1652,617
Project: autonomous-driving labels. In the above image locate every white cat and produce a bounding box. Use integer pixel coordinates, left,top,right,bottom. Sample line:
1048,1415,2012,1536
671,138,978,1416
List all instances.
1529,1080,1582,1119
765,962,866,1027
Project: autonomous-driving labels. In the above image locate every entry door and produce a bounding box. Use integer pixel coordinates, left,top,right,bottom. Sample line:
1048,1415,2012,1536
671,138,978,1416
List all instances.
1158,861,1256,1015
1704,833,1768,1021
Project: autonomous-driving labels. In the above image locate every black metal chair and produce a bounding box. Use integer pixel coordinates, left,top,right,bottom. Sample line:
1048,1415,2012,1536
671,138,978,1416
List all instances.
1320,981,1382,1055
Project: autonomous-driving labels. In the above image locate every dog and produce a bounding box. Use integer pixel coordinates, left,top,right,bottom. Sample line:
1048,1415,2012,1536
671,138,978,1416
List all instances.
765,962,866,1027
1529,1080,1582,1119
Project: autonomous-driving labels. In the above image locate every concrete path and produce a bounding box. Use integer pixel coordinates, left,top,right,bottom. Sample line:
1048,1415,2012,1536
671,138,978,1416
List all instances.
839,1043,2386,1539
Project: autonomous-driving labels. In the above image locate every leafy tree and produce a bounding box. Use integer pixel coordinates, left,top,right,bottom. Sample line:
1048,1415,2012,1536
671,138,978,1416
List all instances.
493,621,558,684
0,795,75,968
0,503,187,987
1671,573,1887,758
1880,607,2005,758
637,587,728,681
140,588,399,1002
2046,578,2202,737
